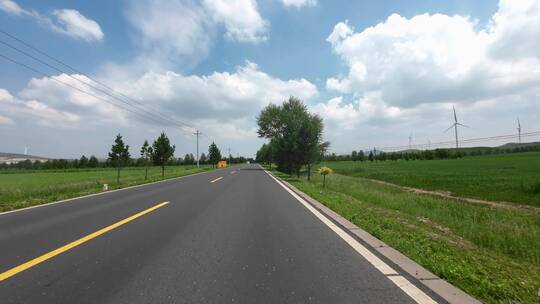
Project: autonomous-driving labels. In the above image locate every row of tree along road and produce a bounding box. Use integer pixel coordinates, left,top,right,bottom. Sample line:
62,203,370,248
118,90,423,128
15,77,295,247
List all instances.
2,132,245,184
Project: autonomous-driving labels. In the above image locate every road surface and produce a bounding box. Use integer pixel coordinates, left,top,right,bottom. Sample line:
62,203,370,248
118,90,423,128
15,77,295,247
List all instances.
0,164,443,303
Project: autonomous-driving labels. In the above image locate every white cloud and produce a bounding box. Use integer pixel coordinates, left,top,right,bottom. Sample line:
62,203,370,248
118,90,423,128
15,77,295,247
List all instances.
120,61,317,122
0,1,103,42
126,0,213,68
326,0,540,109
50,9,104,42
203,0,268,43
6,62,316,137
0,88,80,127
124,0,269,69
19,74,126,125
281,0,317,8
0,0,24,15
313,92,401,131
0,115,14,125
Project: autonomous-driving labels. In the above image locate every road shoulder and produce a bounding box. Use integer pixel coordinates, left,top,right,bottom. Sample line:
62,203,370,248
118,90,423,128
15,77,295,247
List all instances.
269,171,480,304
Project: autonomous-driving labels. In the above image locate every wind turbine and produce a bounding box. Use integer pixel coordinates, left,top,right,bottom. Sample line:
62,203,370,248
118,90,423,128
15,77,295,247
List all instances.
517,118,522,145
24,146,28,155
445,106,468,149
408,134,413,150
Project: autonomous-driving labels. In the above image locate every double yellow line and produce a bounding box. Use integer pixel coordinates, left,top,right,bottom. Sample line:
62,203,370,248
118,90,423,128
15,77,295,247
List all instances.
0,201,170,282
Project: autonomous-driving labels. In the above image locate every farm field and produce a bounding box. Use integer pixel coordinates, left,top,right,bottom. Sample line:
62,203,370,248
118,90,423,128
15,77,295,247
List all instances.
321,152,540,207
274,170,540,303
0,165,212,212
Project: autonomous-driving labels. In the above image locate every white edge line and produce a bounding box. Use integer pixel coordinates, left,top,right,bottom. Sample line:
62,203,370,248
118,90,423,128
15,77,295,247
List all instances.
263,167,438,304
0,169,212,216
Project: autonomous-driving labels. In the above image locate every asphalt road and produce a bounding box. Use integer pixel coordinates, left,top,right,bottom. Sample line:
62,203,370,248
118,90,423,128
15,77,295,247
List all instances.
0,164,441,303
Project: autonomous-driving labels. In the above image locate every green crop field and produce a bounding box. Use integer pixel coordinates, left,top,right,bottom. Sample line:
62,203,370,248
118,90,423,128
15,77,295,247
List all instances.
274,170,540,303
320,152,540,207
0,165,212,212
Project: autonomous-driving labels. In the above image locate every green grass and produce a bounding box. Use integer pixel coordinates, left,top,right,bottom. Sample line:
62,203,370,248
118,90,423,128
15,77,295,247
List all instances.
0,165,212,212
321,152,540,207
273,170,540,304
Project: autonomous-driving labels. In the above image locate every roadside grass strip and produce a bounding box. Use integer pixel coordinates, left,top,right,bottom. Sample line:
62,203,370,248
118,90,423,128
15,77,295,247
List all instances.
273,170,540,304
265,169,438,304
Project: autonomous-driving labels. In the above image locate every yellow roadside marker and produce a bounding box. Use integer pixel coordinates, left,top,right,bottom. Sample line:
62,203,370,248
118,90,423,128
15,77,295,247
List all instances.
210,177,223,183
0,201,170,282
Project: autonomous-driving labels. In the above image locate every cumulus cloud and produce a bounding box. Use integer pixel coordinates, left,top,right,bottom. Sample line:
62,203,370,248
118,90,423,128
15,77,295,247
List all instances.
0,0,24,15
203,0,268,43
0,0,103,42
119,61,317,123
126,0,213,68
313,93,401,131
326,0,540,109
50,9,104,42
5,62,317,139
281,0,317,8
124,0,268,69
0,88,79,127
19,74,126,125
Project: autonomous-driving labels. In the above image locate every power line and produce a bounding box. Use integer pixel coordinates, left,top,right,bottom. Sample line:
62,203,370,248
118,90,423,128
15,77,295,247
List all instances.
0,29,197,131
0,37,196,135
0,52,193,129
357,131,540,152
0,29,216,146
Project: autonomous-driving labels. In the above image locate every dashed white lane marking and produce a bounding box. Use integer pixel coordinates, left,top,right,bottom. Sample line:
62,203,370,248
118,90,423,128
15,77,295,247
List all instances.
264,169,438,304
210,177,223,183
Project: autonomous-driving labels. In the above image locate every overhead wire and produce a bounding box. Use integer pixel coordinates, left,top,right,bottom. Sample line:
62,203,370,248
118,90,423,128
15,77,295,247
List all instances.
357,131,540,152
0,29,209,138
0,52,182,128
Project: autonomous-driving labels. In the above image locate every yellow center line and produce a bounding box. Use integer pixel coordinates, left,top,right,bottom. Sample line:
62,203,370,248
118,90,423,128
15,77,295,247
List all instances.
0,201,170,282
210,177,223,183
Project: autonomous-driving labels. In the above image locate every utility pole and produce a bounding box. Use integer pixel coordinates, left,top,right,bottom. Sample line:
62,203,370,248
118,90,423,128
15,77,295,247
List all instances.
194,129,202,168
517,118,522,145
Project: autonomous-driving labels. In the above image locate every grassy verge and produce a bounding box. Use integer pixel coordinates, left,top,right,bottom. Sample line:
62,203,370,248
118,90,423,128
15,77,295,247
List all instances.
321,152,540,207
0,165,212,212
272,170,540,304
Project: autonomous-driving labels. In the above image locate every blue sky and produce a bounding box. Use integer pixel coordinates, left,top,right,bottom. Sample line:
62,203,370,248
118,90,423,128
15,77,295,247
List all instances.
1,0,539,158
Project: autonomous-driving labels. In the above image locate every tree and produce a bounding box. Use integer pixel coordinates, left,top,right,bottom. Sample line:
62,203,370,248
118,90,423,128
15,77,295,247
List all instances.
368,151,374,162
318,166,333,188
358,150,365,161
79,155,89,168
140,140,153,180
256,142,274,168
208,142,222,168
151,132,175,177
183,153,194,165
351,150,358,161
88,155,99,168
199,153,207,164
257,97,324,177
108,134,130,184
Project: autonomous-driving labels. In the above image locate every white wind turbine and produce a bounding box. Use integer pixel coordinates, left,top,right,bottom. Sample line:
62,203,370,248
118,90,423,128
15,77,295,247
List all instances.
445,106,468,149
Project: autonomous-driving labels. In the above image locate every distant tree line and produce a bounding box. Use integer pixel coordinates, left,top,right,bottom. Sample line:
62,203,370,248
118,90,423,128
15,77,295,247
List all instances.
323,144,540,162
255,97,328,180
1,133,250,173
